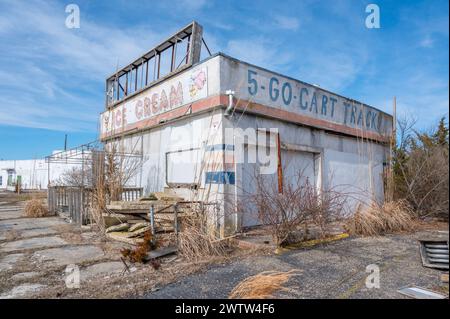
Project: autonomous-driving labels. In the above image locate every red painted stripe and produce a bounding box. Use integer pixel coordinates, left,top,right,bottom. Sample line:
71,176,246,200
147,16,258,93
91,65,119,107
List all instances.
101,94,390,143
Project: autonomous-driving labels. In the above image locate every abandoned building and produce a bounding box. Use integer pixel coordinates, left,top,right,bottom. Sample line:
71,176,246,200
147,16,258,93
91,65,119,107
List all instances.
98,22,393,237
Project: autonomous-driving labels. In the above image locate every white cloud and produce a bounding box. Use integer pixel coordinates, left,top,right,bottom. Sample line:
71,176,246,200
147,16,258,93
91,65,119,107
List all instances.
225,38,292,71
365,70,449,128
420,35,434,48
179,0,208,11
299,52,364,92
0,0,162,131
274,15,300,31
0,0,447,136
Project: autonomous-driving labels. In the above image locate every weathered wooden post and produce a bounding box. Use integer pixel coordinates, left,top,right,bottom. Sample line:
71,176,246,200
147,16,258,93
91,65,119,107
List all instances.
174,203,179,244
149,204,155,244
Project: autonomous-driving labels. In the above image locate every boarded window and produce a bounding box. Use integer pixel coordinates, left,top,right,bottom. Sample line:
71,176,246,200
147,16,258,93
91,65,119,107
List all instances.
166,148,201,186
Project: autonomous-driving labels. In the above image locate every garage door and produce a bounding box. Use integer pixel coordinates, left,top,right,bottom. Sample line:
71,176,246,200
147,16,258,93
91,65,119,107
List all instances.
239,147,317,227
281,149,315,189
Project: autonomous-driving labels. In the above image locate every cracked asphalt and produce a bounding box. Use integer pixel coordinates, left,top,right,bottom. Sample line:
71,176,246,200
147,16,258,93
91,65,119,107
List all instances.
143,231,449,299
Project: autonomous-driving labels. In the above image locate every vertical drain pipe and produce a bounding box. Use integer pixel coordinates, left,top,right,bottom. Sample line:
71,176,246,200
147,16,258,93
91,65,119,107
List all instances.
224,90,235,117
224,90,239,233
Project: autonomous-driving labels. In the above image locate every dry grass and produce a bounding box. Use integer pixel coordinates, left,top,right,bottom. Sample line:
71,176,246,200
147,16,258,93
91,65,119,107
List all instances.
229,270,301,299
24,198,49,218
345,200,415,236
178,215,228,261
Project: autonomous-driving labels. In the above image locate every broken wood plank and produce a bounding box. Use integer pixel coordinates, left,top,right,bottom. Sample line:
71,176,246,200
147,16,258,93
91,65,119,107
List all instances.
105,223,130,233
152,192,184,201
128,226,152,238
106,232,144,245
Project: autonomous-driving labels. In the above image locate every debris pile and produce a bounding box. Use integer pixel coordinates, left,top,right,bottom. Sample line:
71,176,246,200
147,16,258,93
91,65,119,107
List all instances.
103,191,194,245
105,221,151,245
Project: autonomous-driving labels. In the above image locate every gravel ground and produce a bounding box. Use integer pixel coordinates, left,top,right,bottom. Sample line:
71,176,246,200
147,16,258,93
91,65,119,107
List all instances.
143,231,449,299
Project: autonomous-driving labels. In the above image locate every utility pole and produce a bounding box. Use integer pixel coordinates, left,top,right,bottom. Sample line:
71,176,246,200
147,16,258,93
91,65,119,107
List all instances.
387,97,397,202
393,96,397,143
64,134,68,151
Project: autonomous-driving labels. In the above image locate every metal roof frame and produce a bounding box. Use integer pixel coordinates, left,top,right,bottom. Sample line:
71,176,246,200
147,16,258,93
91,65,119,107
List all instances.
105,21,203,109
45,140,141,165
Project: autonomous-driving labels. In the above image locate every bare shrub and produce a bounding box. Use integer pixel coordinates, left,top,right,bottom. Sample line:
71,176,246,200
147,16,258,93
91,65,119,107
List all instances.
104,144,141,201
55,166,91,187
239,169,347,247
24,198,49,218
229,270,301,299
345,200,414,236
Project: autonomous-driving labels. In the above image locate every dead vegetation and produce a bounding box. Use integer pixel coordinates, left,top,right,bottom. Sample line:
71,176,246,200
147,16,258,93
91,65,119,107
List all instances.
24,198,49,218
229,270,301,299
178,214,229,261
345,200,414,236
239,169,347,247
121,231,157,263
342,117,449,237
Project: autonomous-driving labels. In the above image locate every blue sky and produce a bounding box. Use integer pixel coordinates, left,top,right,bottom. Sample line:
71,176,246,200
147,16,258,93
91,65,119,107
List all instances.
0,0,448,159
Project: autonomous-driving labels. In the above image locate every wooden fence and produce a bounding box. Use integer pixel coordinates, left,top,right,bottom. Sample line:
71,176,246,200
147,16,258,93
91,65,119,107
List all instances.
48,186,143,225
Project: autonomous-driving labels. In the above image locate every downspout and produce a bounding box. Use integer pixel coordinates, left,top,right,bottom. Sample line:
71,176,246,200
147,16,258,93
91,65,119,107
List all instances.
233,131,238,233
224,90,235,117
223,90,239,232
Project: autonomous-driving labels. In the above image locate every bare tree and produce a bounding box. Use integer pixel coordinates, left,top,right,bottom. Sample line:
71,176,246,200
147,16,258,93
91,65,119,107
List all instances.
55,166,92,187
393,116,449,219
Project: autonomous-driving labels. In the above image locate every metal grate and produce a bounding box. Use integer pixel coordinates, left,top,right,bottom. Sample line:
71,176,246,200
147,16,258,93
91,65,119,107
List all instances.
419,241,449,270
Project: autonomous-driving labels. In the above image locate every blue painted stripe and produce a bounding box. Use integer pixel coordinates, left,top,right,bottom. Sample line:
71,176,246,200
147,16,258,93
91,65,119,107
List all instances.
204,144,234,151
205,171,235,184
